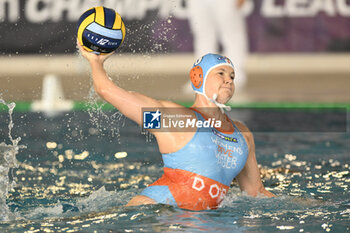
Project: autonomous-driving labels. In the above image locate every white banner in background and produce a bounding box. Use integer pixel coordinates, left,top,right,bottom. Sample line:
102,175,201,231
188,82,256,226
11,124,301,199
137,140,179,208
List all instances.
1,0,350,23
0,0,187,23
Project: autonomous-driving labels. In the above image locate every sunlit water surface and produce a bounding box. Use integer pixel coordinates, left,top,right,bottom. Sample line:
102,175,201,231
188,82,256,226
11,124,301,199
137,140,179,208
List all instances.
0,106,349,233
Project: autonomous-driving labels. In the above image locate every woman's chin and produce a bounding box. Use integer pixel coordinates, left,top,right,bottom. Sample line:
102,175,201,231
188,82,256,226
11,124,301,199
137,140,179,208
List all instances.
217,92,233,104
216,95,232,104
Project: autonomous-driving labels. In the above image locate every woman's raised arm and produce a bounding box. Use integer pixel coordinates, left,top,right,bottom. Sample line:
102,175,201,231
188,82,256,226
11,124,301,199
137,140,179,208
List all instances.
77,40,167,126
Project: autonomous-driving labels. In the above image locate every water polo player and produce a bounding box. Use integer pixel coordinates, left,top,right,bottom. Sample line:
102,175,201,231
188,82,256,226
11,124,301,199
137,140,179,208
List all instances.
77,41,275,210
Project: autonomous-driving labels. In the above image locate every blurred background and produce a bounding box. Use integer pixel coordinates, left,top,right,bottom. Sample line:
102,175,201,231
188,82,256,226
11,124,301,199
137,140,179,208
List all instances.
1,2,350,231
1,0,350,107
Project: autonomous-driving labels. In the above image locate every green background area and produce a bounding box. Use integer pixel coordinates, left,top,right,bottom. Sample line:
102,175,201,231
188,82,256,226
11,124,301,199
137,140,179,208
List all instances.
1,101,350,112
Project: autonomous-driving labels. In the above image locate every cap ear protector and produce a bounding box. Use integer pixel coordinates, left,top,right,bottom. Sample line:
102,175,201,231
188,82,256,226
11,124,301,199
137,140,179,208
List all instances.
190,66,203,89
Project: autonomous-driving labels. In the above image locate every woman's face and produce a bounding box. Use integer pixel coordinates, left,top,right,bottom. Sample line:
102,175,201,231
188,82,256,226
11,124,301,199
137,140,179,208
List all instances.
205,65,235,103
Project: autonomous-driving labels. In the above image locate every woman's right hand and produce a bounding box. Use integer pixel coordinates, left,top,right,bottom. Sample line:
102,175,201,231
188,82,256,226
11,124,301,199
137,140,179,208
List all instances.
76,39,115,65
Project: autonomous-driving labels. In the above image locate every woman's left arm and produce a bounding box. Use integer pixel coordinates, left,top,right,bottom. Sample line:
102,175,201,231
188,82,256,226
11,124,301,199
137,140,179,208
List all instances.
235,122,275,197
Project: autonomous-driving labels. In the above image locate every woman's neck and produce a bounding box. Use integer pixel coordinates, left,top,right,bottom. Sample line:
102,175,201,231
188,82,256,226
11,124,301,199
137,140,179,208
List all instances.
191,94,225,120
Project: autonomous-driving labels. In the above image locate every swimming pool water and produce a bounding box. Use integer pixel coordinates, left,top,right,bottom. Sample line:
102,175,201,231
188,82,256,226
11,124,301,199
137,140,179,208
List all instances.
0,107,349,232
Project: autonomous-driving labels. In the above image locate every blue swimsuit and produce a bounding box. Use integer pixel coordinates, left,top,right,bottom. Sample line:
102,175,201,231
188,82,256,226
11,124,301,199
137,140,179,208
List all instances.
141,110,249,210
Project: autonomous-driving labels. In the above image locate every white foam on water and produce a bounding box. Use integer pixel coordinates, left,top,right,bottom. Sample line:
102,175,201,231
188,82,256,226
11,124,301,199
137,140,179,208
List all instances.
76,186,115,212
20,187,133,221
0,98,25,221
25,203,64,219
21,187,131,220
75,186,131,213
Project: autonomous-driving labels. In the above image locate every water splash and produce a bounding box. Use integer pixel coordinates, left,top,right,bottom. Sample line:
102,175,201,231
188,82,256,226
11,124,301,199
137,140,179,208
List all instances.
23,186,131,220
84,86,125,143
75,44,125,141
0,98,25,221
141,128,154,142
75,16,175,143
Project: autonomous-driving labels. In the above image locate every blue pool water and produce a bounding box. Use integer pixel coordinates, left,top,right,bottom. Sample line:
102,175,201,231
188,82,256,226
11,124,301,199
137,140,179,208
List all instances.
0,103,349,232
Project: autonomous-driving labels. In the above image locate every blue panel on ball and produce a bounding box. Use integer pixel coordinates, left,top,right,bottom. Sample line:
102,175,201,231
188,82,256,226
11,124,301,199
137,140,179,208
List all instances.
103,7,116,29
86,22,123,40
83,30,122,49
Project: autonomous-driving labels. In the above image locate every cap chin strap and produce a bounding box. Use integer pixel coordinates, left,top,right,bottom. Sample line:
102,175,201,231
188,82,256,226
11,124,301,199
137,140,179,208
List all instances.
201,92,231,114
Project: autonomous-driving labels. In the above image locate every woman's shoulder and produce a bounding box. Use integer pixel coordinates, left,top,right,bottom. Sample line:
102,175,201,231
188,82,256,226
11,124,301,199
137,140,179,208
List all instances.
159,100,185,108
232,120,249,132
159,100,195,115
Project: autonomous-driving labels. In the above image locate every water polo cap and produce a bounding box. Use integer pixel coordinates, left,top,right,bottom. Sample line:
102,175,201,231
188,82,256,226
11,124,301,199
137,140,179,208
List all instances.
190,53,234,112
